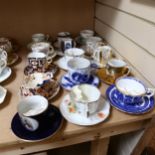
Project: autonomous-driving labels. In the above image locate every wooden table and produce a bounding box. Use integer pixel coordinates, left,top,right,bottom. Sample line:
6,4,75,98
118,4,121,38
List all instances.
0,49,155,155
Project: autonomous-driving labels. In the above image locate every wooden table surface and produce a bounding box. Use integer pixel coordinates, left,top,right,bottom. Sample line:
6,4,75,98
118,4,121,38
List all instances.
0,49,155,155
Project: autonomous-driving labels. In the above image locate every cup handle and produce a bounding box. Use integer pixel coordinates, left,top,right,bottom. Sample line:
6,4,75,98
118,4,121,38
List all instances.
145,88,155,98
46,34,50,41
123,66,131,76
46,45,55,63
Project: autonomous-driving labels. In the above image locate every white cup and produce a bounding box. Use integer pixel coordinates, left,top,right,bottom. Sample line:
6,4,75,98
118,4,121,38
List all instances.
80,30,94,39
32,33,49,43
70,84,101,117
64,48,85,62
0,49,7,61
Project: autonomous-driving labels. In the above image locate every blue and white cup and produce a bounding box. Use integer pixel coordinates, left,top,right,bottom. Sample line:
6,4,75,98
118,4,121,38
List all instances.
17,95,54,131
67,57,91,84
115,77,154,105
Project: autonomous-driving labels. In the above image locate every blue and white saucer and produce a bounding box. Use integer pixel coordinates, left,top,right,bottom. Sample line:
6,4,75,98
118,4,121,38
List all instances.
106,85,155,114
60,73,100,90
11,105,63,142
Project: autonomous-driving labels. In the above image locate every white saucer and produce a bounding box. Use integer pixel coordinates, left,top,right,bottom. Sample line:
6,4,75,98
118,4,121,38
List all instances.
60,94,110,126
56,57,68,70
0,86,7,104
0,67,12,83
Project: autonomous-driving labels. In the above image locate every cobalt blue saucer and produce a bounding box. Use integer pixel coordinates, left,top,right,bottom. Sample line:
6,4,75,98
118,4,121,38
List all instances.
11,105,63,142
60,73,100,91
106,85,155,114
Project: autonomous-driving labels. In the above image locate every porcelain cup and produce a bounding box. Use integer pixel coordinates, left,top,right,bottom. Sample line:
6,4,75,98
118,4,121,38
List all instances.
17,95,53,131
0,37,12,54
0,49,7,61
70,84,101,117
67,57,91,84
106,58,131,78
115,77,154,105
64,48,85,62
27,52,49,72
93,45,112,67
57,32,71,47
20,72,53,98
60,38,75,52
31,42,54,63
0,59,7,75
32,33,49,43
80,30,94,39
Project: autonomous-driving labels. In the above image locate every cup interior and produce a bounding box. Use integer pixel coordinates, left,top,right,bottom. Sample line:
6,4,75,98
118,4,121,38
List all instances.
71,84,100,103
68,57,90,70
65,48,84,57
18,95,48,117
116,77,146,96
28,51,46,59
108,59,126,68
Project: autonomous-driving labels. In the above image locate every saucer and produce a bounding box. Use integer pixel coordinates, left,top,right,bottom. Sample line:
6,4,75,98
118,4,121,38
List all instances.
7,53,19,66
56,57,68,71
97,67,129,85
106,85,155,114
60,73,100,90
0,86,7,104
24,64,58,76
60,94,110,126
11,104,63,142
0,67,12,83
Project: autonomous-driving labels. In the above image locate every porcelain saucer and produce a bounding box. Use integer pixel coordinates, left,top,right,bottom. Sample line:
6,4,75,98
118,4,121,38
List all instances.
60,94,110,126
0,86,7,104
24,63,58,76
106,85,155,114
97,67,129,85
0,67,12,83
60,73,100,91
11,104,63,142
56,57,68,71
7,53,19,66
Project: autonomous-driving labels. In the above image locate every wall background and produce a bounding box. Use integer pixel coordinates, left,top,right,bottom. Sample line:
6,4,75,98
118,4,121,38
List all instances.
0,0,94,45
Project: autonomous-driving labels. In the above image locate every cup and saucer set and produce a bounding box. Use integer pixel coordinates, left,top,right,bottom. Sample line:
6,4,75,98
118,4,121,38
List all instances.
60,57,100,91
60,84,110,126
0,37,19,66
106,77,155,114
11,95,63,141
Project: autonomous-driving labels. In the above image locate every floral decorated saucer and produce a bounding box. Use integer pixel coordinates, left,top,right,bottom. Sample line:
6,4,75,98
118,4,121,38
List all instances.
60,73,100,91
0,67,12,83
106,85,155,114
60,94,110,126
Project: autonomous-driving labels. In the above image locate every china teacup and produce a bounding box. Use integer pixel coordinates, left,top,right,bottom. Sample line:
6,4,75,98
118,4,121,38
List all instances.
70,84,101,117
0,49,7,61
0,59,7,75
106,58,131,78
67,57,91,84
32,33,49,43
64,48,85,62
27,52,48,72
80,30,94,39
0,37,12,54
31,42,54,62
60,38,75,52
115,77,154,105
17,95,53,131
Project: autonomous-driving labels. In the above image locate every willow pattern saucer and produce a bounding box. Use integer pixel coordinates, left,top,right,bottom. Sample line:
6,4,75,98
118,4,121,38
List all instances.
60,73,100,91
106,85,155,114
0,67,12,83
60,94,110,126
11,105,63,142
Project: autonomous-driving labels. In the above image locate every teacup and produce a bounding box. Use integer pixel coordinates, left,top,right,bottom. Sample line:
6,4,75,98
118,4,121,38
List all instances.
115,77,154,105
67,57,91,84
106,58,131,78
17,95,53,131
31,42,54,62
0,37,12,54
27,52,49,72
0,59,7,75
32,33,49,43
64,48,85,62
70,84,101,117
93,45,112,67
20,72,53,98
60,38,75,52
80,30,94,39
